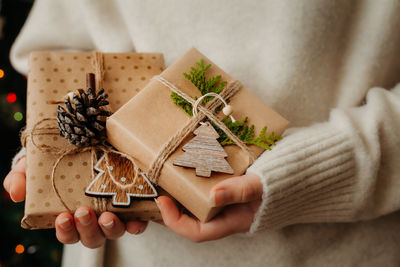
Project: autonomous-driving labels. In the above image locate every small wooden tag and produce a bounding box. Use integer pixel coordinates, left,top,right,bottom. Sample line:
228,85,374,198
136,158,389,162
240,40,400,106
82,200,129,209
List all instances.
173,122,234,177
86,151,157,206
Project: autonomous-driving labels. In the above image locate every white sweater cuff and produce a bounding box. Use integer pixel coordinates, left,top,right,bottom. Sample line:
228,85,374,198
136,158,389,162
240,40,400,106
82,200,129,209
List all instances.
11,147,26,169
247,123,357,233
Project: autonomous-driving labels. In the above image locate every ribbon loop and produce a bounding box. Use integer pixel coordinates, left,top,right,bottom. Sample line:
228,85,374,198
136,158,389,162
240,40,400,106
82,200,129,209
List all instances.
192,92,236,123
147,75,255,184
21,54,257,213
21,51,124,214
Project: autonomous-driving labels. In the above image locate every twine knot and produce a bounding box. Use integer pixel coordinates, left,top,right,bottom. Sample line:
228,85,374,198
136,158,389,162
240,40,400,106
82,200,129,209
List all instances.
146,75,256,184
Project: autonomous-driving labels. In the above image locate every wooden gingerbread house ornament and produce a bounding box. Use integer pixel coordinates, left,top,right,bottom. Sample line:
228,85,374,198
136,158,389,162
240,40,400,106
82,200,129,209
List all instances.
174,122,234,177
86,151,157,206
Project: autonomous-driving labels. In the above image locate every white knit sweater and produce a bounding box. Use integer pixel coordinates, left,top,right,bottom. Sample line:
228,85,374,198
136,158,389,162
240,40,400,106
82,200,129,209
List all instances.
11,0,400,266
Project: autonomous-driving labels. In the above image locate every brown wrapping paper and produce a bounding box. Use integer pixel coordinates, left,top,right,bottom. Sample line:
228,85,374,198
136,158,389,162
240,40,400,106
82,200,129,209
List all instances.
23,51,165,229
107,48,289,222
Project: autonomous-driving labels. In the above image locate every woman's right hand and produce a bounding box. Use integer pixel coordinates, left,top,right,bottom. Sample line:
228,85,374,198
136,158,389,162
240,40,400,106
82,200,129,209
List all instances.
3,157,147,248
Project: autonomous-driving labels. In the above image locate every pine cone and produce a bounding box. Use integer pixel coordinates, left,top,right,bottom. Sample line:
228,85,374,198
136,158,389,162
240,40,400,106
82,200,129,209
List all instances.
56,73,112,147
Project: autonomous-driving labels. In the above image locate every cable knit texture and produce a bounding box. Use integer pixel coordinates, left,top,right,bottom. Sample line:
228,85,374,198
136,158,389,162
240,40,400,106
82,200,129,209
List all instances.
248,124,356,232
11,147,26,169
10,0,400,266
248,85,400,233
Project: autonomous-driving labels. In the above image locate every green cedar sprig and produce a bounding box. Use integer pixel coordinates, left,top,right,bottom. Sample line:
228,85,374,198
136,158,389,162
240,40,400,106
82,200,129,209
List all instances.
213,117,281,150
170,59,226,116
170,59,281,149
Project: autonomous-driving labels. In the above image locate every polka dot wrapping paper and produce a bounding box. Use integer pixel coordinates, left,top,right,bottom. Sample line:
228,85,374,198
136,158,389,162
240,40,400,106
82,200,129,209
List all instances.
22,51,165,229
107,48,289,222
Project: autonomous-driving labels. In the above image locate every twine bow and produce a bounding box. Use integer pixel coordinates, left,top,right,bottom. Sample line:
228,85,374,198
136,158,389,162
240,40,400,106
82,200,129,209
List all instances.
21,52,256,214
145,75,256,184
20,51,121,215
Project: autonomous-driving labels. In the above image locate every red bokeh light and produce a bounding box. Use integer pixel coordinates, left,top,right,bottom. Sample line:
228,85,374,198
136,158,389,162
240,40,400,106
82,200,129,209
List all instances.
7,92,17,103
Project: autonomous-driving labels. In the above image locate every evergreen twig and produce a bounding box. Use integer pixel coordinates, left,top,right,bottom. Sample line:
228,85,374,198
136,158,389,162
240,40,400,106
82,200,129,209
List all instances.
213,117,281,150
170,59,226,115
170,59,281,149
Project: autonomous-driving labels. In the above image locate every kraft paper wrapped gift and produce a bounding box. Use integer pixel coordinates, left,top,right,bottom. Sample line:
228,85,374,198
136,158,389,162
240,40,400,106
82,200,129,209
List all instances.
23,51,165,229
107,48,289,222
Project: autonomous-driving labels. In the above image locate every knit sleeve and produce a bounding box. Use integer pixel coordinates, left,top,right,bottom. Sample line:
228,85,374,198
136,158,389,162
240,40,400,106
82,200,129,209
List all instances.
9,0,95,75
11,148,26,169
247,84,400,233
10,0,131,75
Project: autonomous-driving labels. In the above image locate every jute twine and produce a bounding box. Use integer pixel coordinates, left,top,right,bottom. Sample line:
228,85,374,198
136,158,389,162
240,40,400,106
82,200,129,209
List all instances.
21,52,256,214
147,76,255,184
21,51,112,214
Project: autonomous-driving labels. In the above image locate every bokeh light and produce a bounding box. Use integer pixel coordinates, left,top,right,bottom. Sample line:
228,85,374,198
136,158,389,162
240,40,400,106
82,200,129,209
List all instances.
0,69,4,78
27,245,38,254
7,92,17,103
13,112,23,121
15,244,25,254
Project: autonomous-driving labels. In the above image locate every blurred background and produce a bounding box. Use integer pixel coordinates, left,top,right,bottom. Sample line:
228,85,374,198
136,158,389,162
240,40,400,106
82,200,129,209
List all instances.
0,0,63,266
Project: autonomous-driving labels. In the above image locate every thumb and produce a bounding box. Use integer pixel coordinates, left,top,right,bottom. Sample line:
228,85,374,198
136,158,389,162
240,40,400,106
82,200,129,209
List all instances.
210,173,263,207
4,157,26,202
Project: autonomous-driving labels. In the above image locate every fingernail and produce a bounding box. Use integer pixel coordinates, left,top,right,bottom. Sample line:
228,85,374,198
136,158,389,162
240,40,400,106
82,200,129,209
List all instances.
75,210,91,225
209,191,216,206
58,217,72,231
135,226,145,235
213,189,227,206
102,219,114,229
9,187,16,202
155,198,161,210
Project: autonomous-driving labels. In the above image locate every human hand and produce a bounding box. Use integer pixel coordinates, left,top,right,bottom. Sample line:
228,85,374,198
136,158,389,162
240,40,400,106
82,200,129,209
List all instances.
3,157,147,249
55,207,147,248
3,156,27,202
156,173,262,242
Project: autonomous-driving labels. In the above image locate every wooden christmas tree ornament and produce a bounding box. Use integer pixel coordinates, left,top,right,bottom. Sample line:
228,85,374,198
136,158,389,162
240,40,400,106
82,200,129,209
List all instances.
173,122,234,177
86,151,158,206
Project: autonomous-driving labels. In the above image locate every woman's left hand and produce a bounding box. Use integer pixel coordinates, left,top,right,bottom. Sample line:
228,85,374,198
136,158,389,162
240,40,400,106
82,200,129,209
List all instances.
156,173,263,242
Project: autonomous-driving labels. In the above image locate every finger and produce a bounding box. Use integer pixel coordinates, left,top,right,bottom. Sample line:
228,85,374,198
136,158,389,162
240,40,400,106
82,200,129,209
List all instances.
4,157,26,202
156,196,204,242
206,200,260,235
126,221,148,235
55,213,79,244
3,171,11,192
157,196,259,242
74,207,105,248
98,212,125,239
210,173,263,207
4,156,26,192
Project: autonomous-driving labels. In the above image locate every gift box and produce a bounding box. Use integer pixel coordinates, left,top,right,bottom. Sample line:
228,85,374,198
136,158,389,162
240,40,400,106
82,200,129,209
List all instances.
22,51,165,229
107,48,289,222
